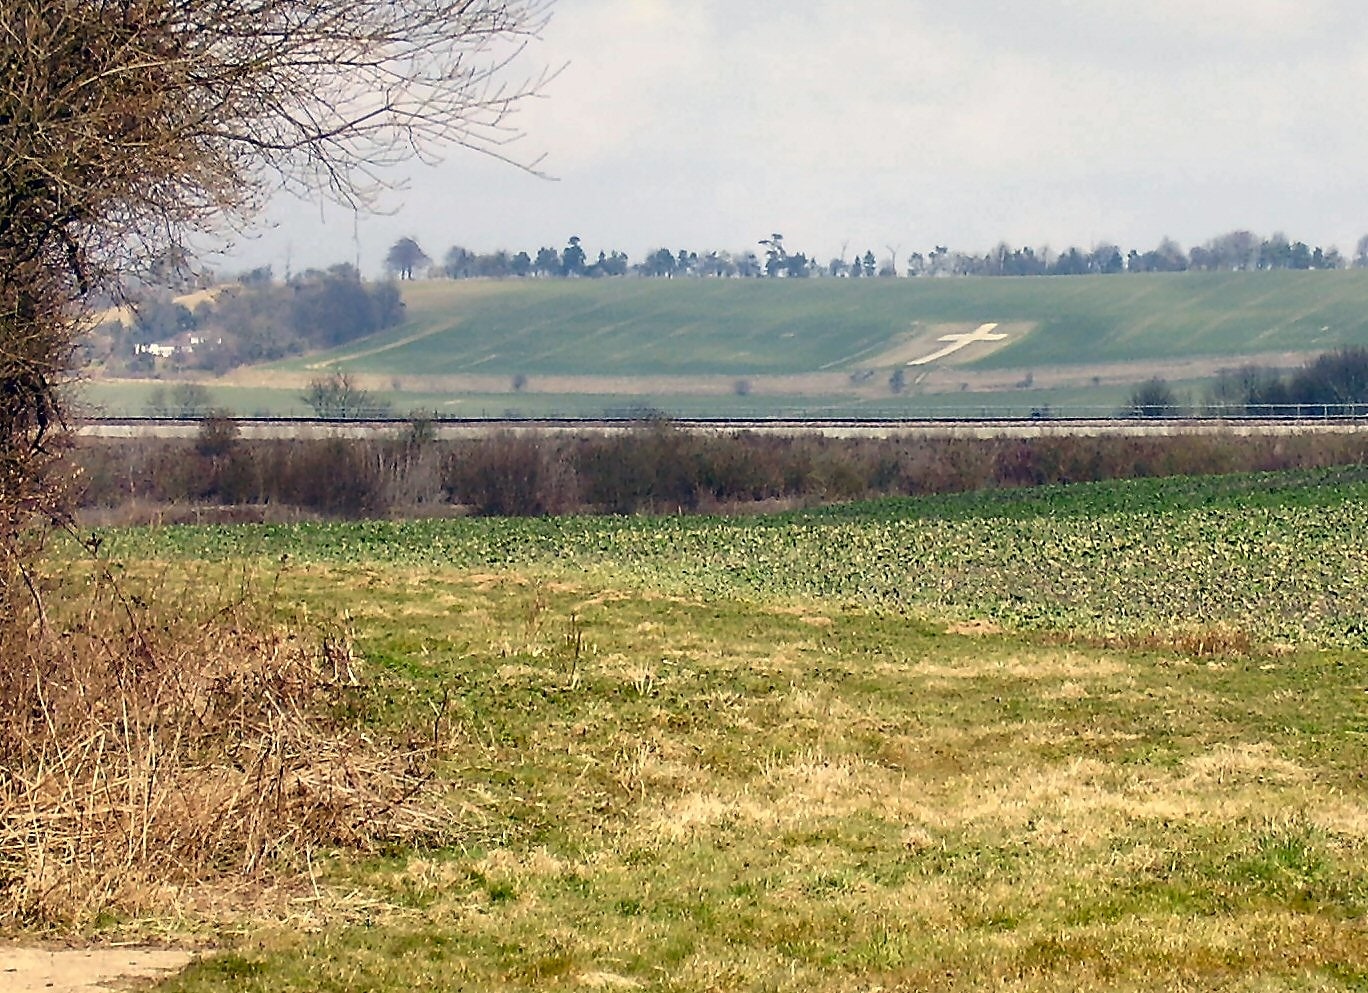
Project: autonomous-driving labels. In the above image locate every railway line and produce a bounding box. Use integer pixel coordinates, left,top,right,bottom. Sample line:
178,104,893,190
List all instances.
76,414,1368,440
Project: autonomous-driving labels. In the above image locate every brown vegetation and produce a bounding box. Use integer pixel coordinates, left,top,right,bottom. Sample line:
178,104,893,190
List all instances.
72,421,1368,521
0,558,448,927
0,2,552,929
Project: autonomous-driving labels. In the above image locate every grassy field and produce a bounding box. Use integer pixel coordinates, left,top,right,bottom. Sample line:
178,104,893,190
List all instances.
287,270,1368,377
81,270,1368,418
78,379,1140,420
60,468,1368,991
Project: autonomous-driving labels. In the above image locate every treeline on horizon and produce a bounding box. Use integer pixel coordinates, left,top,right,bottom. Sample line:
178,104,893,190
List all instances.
392,228,1368,281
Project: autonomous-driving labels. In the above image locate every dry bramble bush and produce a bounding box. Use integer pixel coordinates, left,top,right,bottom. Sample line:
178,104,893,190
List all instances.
0,562,453,926
0,0,554,923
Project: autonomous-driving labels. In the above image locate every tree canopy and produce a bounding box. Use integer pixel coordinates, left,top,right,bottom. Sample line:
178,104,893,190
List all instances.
0,0,553,569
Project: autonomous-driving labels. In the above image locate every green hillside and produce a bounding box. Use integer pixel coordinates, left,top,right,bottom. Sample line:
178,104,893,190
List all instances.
85,269,1368,418
290,269,1368,377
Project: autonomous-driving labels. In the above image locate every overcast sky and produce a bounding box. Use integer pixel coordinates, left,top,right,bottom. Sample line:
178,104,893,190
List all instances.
220,0,1368,277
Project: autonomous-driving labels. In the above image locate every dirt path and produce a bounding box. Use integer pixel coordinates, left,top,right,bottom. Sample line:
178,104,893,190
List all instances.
0,945,198,993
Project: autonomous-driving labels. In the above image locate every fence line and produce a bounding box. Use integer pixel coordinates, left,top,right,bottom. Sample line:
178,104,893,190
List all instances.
87,402,1368,424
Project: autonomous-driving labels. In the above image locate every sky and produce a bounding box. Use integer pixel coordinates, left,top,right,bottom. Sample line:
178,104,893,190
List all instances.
218,0,1368,278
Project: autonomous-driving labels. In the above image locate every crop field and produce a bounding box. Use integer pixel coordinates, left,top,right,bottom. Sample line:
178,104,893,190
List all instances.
85,270,1368,418
62,468,1368,992
286,270,1368,378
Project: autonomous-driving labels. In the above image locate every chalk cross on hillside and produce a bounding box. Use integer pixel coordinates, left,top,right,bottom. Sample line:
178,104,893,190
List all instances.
907,323,1007,366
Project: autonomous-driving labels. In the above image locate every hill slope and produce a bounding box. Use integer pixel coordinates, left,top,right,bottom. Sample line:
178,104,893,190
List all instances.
289,269,1368,378
85,269,1368,418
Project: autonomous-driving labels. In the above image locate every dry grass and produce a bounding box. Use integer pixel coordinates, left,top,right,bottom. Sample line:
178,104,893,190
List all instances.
0,554,447,928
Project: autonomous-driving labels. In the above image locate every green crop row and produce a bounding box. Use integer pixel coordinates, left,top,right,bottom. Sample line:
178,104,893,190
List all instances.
93,468,1368,650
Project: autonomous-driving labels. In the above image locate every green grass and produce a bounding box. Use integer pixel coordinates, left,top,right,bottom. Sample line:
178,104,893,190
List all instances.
280,270,1368,379
49,468,1368,990
77,380,1136,419
84,271,1363,417
100,468,1368,651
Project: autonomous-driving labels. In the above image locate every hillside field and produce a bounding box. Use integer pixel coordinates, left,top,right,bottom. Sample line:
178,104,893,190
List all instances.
30,469,1368,992
86,269,1368,418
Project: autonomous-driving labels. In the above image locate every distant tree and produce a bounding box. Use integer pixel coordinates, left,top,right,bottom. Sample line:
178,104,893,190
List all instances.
1153,237,1188,271
1259,232,1292,270
511,251,533,277
170,383,212,418
1289,347,1368,409
131,295,196,344
444,245,476,278
144,386,170,417
385,237,431,280
1050,248,1088,276
733,251,762,278
1129,237,1188,273
862,250,877,278
1206,364,1289,415
238,265,275,287
884,245,900,278
641,248,678,278
301,370,391,419
1129,377,1180,417
476,249,514,277
533,246,560,277
1187,244,1216,271
561,236,587,276
1204,230,1260,271
1355,235,1368,268
599,250,630,276
371,282,405,327
1091,244,1124,274
698,251,733,278
1317,246,1344,270
759,234,787,277
288,264,400,347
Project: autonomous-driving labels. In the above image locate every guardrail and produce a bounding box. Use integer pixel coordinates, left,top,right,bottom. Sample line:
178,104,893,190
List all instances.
90,402,1368,424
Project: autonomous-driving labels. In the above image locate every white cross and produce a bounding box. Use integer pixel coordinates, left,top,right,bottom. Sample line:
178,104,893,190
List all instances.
907,323,1007,366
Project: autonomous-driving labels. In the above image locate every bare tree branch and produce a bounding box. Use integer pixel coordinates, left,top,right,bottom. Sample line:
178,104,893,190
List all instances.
0,0,556,577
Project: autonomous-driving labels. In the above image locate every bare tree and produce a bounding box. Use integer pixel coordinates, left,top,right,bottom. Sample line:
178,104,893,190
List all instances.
301,370,391,419
0,0,554,561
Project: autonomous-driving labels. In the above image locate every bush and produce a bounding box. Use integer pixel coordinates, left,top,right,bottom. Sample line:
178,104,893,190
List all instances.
1128,377,1182,417
70,426,1368,521
0,558,446,926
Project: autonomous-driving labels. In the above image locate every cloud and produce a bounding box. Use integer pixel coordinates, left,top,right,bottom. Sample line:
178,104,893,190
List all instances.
225,1,1368,275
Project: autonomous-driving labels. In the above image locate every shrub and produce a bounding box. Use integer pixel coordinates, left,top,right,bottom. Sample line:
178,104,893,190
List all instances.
1129,377,1181,417
0,558,447,926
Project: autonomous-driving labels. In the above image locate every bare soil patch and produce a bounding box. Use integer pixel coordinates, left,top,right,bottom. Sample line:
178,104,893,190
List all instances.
0,945,196,993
